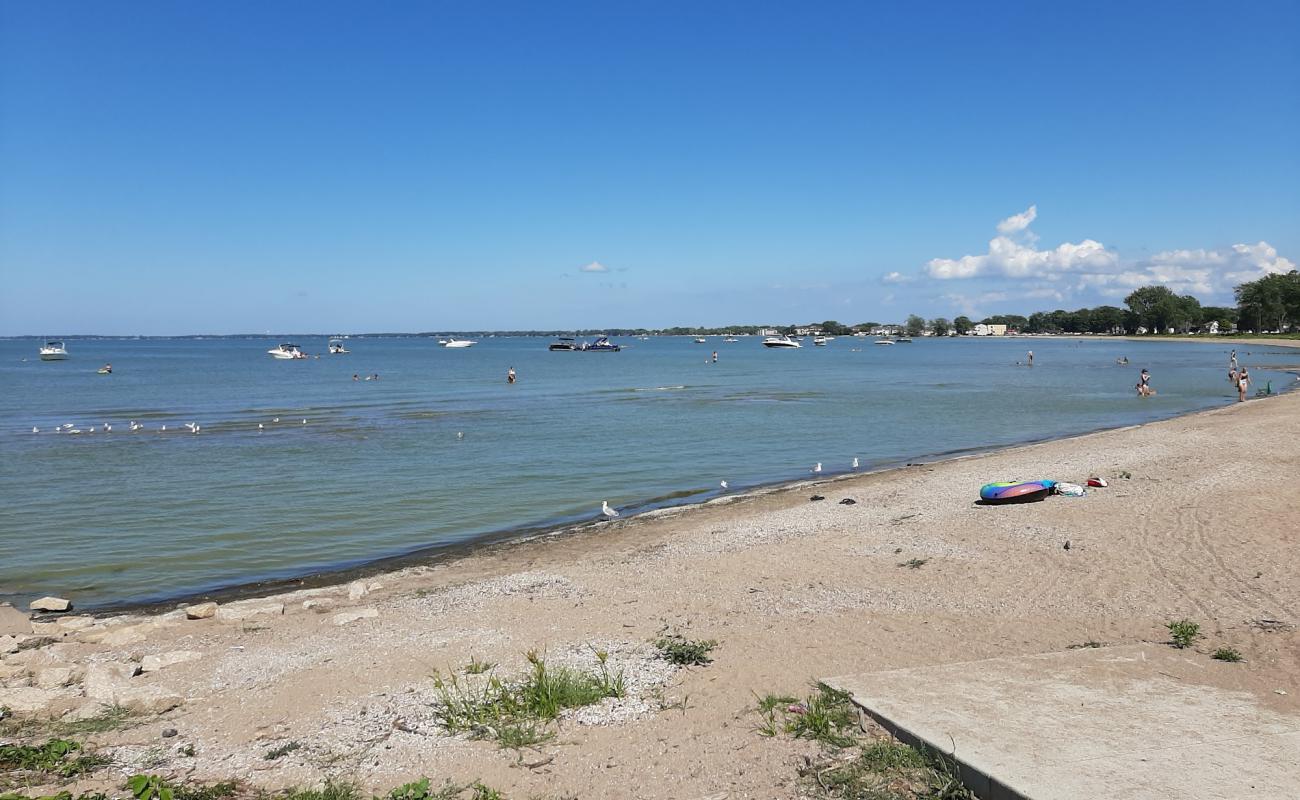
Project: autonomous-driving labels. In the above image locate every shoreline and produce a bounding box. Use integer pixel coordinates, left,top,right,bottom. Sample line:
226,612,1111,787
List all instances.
29,335,1300,616
4,378,1298,798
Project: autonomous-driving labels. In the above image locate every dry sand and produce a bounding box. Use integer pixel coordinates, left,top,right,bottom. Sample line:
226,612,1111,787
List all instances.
4,366,1299,799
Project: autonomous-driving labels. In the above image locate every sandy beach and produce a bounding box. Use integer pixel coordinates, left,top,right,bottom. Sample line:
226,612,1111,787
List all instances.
4,364,1299,798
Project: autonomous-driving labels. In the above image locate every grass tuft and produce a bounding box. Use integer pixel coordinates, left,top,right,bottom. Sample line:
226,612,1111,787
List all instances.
463,657,495,675
0,739,111,778
263,741,301,761
653,634,718,667
54,705,137,736
1166,619,1201,649
431,650,625,748
898,558,928,569
1212,647,1244,663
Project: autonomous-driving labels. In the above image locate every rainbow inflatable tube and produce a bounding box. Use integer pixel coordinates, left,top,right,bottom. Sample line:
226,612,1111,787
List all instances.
979,480,1056,504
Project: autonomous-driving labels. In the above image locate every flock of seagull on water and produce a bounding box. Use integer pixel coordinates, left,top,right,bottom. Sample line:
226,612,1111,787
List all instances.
31,417,316,435
599,455,862,520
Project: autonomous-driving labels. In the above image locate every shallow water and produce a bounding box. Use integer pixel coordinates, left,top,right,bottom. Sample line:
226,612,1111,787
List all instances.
0,335,1291,607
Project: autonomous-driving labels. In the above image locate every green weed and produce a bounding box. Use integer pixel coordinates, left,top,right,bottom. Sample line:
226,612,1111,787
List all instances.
1212,647,1244,663
263,741,301,761
276,782,361,800
653,634,718,667
463,657,495,676
54,706,136,736
431,651,624,748
1166,619,1201,649
0,739,110,778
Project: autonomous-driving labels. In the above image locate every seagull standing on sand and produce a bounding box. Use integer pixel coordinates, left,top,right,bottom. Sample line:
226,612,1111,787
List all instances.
601,501,619,518
812,462,822,474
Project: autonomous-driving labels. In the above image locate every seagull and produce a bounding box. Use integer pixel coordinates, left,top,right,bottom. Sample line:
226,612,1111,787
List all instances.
160,425,166,431
104,423,111,432
184,422,197,432
601,501,619,518
302,418,307,425
852,457,859,469
258,423,264,431
88,426,96,433
456,431,464,439
720,481,728,490
32,427,39,433
272,417,280,423
812,462,822,474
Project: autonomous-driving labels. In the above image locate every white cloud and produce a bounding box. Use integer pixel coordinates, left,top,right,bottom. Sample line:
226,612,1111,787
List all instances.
923,207,1292,305
926,206,1117,280
996,204,1038,235
881,271,910,284
579,261,609,273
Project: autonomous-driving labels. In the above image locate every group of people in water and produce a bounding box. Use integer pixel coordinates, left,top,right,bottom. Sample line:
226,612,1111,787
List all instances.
1228,350,1251,402
1129,348,1252,401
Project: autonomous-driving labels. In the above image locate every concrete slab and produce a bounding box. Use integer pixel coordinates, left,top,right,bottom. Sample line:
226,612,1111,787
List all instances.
826,645,1300,800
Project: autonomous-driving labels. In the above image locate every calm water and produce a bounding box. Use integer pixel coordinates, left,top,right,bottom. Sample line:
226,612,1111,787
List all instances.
1,336,1292,608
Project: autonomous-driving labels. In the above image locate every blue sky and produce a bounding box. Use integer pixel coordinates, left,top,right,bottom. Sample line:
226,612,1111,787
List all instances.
2,1,1297,334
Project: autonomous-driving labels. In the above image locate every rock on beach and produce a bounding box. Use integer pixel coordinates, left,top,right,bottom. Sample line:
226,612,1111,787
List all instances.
185,602,218,620
29,596,72,613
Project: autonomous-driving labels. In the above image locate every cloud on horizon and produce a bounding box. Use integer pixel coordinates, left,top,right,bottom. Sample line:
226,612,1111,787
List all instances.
579,261,609,273
918,207,1293,317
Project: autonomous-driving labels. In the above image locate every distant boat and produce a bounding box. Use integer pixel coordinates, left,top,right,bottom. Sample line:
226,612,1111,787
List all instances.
267,343,307,359
444,338,477,348
578,336,621,352
39,340,68,361
328,338,349,354
549,337,577,351
813,336,828,346
723,337,738,343
762,335,801,349
894,337,913,343
874,339,895,346
694,337,707,343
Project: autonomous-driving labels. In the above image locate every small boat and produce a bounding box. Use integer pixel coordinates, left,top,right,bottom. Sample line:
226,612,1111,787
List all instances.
894,337,913,343
444,338,477,348
578,336,621,352
328,338,349,354
813,336,828,346
549,337,577,351
97,363,112,375
723,337,738,343
694,337,707,343
39,340,68,361
762,335,801,349
267,343,307,359
874,339,895,346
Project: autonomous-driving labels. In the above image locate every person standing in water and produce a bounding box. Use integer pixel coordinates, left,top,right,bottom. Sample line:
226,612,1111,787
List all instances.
1230,350,1238,372
711,350,718,363
1027,350,1034,366
1136,368,1152,397
1237,367,1249,402
507,367,516,384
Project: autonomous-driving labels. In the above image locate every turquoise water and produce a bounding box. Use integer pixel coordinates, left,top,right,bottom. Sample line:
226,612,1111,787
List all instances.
1,336,1292,608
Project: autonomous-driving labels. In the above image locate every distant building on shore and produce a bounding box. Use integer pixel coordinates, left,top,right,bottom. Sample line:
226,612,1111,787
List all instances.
972,323,1008,336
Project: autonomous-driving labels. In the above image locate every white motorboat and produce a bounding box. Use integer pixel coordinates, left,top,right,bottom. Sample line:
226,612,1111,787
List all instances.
874,339,895,346
694,337,707,343
39,340,69,361
762,335,801,348
328,338,349,354
444,338,477,348
813,336,828,346
723,337,738,343
267,343,307,359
